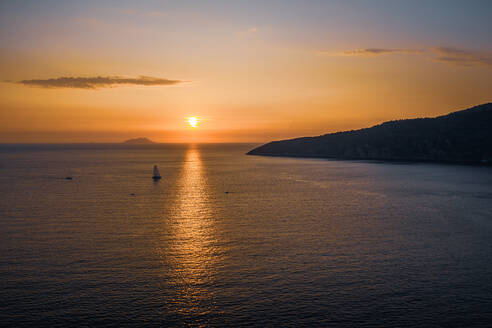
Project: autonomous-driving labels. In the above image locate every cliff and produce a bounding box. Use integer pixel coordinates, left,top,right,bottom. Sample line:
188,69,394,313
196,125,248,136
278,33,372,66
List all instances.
247,103,492,164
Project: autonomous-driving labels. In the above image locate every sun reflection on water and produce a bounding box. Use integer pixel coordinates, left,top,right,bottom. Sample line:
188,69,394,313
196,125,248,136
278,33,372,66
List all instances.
165,145,220,317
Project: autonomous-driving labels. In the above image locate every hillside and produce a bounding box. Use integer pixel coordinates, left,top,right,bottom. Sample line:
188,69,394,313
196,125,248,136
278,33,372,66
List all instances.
247,103,492,164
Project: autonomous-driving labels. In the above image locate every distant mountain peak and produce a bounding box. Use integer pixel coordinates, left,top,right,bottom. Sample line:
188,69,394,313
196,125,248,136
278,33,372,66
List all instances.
123,137,155,144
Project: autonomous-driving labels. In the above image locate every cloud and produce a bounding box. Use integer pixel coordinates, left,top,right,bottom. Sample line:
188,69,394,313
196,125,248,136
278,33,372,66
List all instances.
248,27,258,33
18,75,183,89
332,46,492,68
431,47,492,67
338,48,422,56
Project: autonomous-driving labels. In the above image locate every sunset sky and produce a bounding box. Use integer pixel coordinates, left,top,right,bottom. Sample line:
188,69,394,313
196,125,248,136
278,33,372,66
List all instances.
1,0,491,143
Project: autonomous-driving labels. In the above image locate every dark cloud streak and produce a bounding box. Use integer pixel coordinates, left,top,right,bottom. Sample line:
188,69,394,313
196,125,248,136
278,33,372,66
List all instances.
340,48,422,56
337,46,491,67
18,75,183,89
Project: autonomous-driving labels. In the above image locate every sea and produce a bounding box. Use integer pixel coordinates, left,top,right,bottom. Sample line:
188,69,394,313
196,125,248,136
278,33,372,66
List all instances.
1,143,492,327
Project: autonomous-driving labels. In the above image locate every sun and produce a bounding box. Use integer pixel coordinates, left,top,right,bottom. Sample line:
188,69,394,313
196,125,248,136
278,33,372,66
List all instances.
188,117,198,128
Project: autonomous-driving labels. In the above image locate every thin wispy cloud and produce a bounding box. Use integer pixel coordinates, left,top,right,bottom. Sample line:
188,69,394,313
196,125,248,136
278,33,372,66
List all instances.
237,26,260,39
431,47,492,67
331,46,491,68
338,48,422,56
18,76,184,89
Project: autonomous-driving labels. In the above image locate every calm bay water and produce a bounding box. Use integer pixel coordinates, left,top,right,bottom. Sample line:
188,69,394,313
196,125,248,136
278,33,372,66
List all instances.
1,143,492,327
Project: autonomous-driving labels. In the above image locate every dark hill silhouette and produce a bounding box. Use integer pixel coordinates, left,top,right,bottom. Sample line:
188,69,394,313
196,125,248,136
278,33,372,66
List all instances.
123,137,155,144
247,103,492,164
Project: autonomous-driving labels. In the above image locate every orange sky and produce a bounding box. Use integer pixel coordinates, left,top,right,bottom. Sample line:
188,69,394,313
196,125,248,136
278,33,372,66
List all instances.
0,1,491,143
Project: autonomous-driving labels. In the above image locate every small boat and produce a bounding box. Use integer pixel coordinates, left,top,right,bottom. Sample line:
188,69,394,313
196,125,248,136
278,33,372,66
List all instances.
65,168,73,180
152,165,162,180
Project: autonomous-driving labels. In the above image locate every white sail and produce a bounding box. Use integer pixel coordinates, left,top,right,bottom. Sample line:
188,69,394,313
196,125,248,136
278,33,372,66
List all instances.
153,165,161,177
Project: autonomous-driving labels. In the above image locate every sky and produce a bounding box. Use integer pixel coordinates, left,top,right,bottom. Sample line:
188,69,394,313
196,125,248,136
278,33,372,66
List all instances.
0,0,491,143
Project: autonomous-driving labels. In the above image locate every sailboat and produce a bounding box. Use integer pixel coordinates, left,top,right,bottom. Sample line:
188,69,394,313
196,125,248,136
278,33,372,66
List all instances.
65,168,73,180
152,165,162,180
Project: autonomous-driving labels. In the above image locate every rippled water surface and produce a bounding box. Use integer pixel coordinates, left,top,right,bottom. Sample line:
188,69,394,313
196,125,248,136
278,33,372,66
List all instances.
1,143,492,327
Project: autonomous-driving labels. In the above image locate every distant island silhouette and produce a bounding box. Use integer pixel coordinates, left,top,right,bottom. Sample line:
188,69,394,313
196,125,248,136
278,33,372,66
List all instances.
123,137,155,144
248,103,492,164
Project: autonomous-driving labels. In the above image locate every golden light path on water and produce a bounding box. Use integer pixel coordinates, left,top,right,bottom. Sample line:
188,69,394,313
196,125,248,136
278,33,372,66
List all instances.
166,145,221,316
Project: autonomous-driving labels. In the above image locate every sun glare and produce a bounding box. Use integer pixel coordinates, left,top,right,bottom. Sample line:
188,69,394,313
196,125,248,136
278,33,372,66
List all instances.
188,117,198,128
